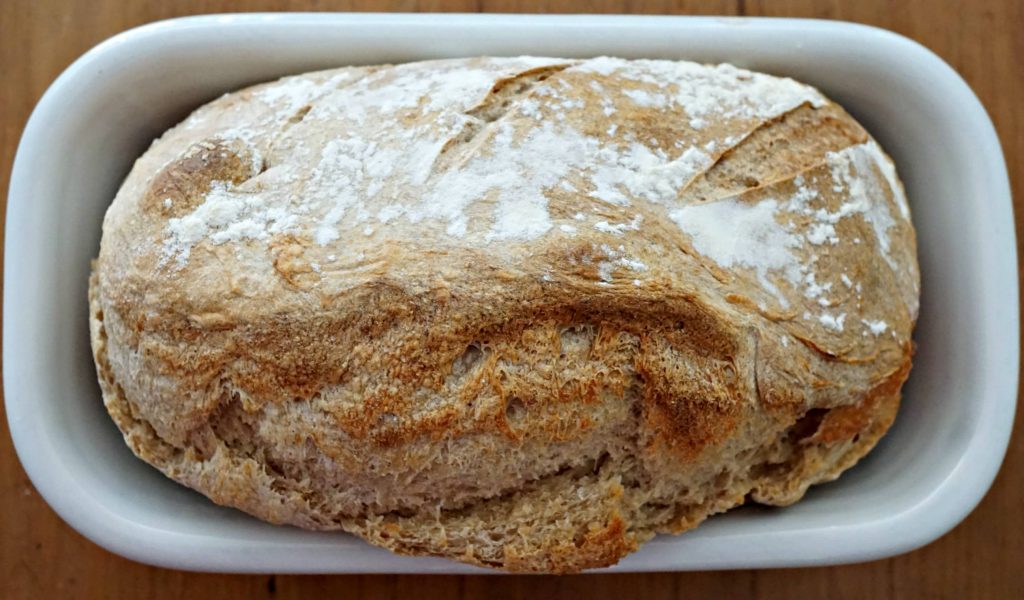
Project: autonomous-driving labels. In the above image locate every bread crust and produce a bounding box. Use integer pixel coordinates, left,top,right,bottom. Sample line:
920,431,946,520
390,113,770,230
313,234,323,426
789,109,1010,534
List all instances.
90,57,919,573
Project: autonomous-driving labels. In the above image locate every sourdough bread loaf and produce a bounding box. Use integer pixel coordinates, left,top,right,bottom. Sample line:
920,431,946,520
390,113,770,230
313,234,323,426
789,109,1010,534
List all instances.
89,56,919,573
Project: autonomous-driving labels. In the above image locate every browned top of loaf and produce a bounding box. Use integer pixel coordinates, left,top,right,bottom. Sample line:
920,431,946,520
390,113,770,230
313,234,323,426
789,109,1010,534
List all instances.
93,56,919,571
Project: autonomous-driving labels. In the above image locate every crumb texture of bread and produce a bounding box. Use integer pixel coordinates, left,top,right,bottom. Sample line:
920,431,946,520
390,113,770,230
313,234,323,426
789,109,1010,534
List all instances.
90,56,919,573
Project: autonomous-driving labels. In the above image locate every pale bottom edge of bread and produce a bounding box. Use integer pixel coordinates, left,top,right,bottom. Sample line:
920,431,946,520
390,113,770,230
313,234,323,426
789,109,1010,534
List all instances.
88,275,900,574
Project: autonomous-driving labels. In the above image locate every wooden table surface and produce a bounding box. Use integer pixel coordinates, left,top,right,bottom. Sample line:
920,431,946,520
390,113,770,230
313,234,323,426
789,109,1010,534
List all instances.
2,1,1021,598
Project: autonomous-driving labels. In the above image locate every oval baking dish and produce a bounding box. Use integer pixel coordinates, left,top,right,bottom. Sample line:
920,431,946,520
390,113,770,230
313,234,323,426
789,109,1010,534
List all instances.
4,13,1017,573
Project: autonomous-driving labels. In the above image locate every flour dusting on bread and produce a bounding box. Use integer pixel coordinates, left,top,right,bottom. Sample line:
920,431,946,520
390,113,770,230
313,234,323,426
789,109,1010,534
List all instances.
160,57,835,263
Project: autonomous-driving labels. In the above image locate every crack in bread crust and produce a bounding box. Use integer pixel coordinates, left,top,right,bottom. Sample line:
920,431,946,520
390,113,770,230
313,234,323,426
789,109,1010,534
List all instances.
90,269,908,573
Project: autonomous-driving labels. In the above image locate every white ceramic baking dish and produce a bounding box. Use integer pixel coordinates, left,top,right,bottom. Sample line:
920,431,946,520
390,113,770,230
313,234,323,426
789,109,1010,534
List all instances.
4,13,1017,574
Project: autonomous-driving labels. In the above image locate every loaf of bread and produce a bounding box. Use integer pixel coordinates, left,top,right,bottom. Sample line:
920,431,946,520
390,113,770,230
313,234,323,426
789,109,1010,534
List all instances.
89,56,919,573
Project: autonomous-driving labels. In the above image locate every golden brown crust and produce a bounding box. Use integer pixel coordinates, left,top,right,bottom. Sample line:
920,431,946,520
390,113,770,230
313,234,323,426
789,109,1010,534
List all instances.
90,57,919,573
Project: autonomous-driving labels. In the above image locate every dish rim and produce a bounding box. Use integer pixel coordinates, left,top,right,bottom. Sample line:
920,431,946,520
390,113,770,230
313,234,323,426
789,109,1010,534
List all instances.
4,12,1018,574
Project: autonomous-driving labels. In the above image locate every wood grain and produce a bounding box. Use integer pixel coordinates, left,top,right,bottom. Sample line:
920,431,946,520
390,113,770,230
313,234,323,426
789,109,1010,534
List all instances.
1,1,1020,598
